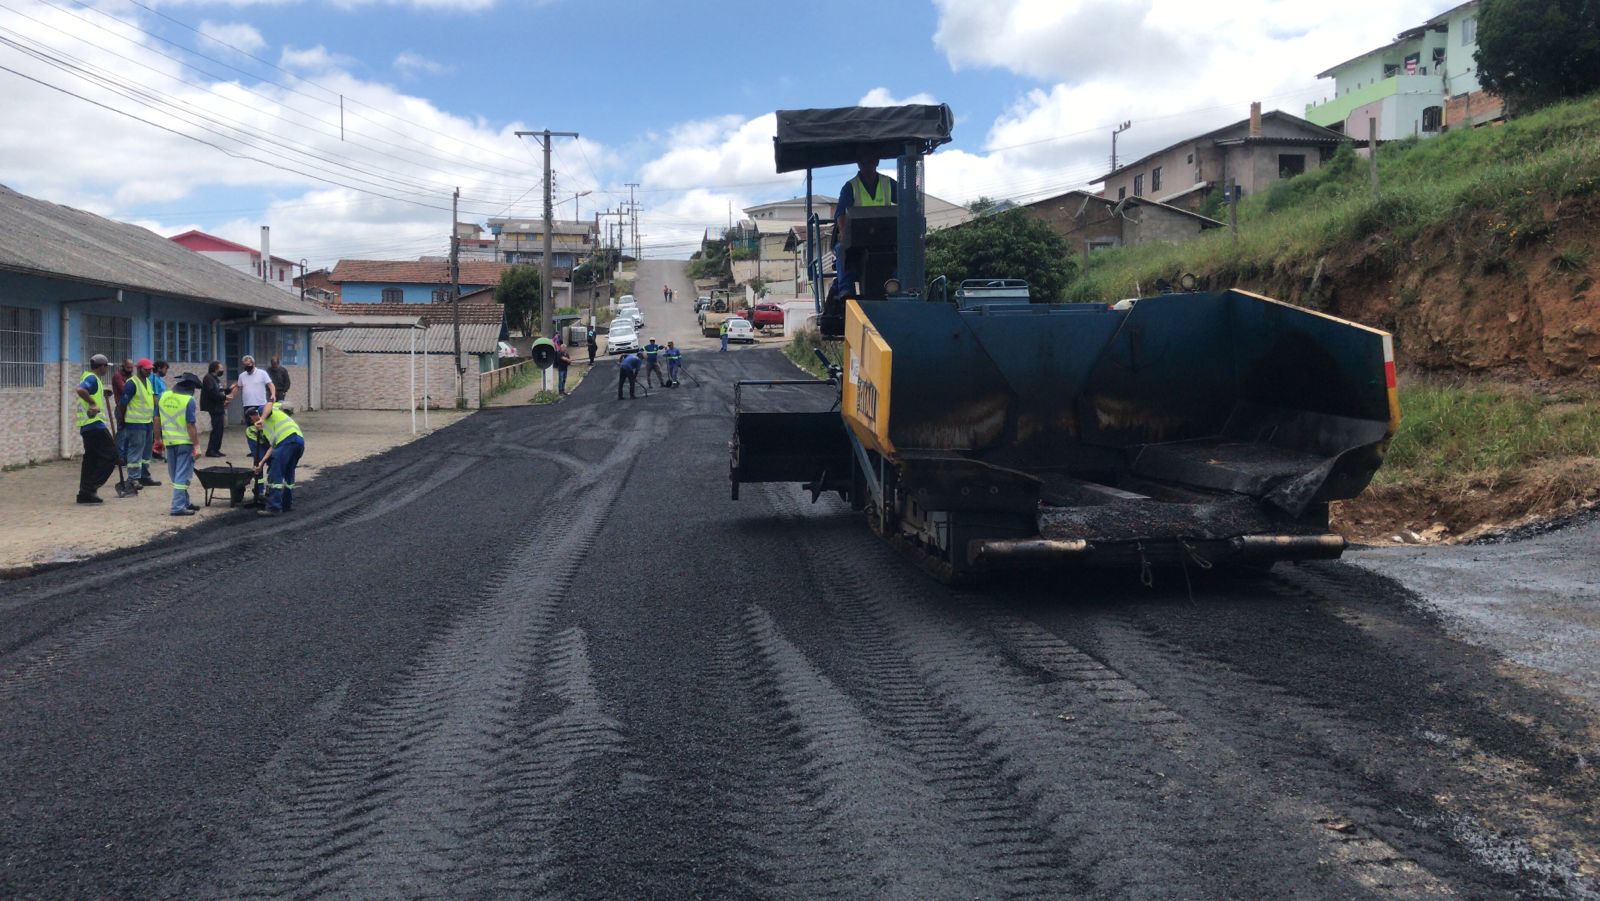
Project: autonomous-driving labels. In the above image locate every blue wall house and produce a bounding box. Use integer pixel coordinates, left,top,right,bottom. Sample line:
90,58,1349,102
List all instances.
328,260,509,304
0,183,333,467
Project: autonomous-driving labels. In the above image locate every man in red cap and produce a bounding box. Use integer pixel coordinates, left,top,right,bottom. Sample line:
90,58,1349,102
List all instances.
115,358,160,488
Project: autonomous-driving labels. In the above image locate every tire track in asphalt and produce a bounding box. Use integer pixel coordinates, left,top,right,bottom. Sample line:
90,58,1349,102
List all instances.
761,484,1203,897
0,453,478,701
216,422,654,898
740,603,1022,898
980,607,1460,897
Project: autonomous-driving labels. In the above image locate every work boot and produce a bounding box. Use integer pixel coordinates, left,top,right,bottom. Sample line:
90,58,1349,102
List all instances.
139,477,162,487
171,509,196,517
76,492,102,504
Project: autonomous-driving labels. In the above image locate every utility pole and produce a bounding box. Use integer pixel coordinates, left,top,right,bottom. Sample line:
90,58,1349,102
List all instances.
450,187,464,408
1226,177,1239,247
625,183,640,261
1368,117,1380,199
515,129,580,340
1111,120,1132,171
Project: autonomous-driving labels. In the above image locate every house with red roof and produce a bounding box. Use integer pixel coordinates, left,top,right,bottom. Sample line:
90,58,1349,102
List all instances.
168,229,299,292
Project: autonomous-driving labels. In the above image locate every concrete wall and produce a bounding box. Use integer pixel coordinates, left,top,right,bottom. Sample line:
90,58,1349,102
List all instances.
320,347,480,410
1124,205,1211,245
1445,90,1504,130
1016,194,1126,262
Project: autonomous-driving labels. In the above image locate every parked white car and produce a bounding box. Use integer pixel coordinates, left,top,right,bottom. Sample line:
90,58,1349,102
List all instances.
617,294,635,307
607,318,640,354
618,304,643,328
725,317,756,344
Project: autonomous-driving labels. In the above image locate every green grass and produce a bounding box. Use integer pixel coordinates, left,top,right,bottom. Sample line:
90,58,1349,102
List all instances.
1066,93,1600,302
1377,385,1600,483
483,364,539,403
784,329,842,379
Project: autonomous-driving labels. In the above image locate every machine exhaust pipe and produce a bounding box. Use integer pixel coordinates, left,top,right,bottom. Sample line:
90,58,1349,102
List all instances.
969,538,1092,567
1229,534,1346,559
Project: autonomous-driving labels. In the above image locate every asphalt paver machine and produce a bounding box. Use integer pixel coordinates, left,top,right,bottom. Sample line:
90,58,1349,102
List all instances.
731,103,1402,581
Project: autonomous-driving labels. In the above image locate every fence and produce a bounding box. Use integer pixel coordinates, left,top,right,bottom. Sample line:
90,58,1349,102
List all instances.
478,359,531,405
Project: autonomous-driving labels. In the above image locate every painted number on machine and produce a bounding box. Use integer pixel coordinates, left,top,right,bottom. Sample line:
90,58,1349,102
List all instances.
856,377,879,427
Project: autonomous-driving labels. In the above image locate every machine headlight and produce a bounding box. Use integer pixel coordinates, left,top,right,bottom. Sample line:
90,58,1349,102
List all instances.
883,278,901,295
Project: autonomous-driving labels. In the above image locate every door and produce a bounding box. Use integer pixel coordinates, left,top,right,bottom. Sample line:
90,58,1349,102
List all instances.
223,327,244,425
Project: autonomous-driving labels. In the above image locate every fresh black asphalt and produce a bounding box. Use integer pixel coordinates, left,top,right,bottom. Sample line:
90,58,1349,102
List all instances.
2,338,1598,896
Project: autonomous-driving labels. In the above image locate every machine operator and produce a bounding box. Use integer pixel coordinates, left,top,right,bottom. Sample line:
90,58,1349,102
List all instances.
831,152,898,301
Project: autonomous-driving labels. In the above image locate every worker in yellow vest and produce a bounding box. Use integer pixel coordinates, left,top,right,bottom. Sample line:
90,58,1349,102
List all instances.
73,354,118,504
246,402,305,517
830,152,898,308
157,373,202,516
116,357,161,488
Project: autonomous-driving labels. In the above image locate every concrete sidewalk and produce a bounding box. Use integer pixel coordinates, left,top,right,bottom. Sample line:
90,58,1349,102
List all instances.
0,409,471,574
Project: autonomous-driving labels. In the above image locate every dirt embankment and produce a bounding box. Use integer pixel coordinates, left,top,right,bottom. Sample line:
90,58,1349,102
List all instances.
1223,194,1600,378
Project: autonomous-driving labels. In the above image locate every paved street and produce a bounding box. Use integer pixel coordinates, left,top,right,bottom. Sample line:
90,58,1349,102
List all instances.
2,265,1598,898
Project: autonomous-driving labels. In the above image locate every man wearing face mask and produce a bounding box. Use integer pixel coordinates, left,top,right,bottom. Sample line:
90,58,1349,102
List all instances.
227,354,276,423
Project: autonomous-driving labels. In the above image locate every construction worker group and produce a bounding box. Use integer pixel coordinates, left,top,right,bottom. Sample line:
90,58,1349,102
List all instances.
73,355,306,518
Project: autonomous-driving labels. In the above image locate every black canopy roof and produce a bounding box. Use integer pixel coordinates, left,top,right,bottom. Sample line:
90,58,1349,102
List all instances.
773,104,954,173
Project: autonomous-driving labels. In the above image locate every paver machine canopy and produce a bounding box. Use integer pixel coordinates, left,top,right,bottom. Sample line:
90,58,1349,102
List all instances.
773,103,953,337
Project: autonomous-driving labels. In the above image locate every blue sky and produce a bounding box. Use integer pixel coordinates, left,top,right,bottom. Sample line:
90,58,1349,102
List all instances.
0,0,1453,264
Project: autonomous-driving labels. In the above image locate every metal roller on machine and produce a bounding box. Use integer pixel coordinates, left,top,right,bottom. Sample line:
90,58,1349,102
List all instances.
730,102,1400,581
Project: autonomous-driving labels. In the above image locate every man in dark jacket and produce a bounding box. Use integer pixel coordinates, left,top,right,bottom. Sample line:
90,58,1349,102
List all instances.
200,360,229,457
268,356,291,405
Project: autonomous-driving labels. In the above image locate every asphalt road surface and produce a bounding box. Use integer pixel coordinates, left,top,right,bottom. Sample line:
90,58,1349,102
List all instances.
3,266,1598,898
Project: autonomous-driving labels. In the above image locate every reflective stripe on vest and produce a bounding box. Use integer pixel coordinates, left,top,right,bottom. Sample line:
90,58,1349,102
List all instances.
76,372,107,429
125,376,155,424
158,392,194,446
262,409,303,446
850,174,892,207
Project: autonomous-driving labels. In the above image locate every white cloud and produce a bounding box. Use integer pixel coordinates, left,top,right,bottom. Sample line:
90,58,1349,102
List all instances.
278,44,354,71
393,51,451,77
859,87,938,107
924,0,1442,200
196,20,266,53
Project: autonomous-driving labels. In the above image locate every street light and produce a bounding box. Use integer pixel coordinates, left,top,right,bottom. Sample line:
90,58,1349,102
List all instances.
571,190,592,219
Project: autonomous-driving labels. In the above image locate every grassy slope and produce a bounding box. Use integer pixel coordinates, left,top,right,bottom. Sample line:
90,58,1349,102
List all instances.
1066,94,1600,302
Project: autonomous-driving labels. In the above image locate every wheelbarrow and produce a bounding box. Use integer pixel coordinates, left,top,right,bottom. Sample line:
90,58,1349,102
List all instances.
195,465,257,507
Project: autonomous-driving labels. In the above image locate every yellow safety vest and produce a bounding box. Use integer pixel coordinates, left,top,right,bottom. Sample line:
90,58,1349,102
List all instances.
850,174,893,207
158,392,195,447
125,375,155,425
261,409,304,446
75,372,107,430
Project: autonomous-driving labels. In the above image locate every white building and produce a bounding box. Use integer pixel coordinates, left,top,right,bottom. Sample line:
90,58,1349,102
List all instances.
168,229,299,293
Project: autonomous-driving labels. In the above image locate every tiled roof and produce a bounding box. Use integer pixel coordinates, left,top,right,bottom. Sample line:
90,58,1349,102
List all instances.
0,184,329,316
328,259,512,285
321,322,502,354
324,300,505,326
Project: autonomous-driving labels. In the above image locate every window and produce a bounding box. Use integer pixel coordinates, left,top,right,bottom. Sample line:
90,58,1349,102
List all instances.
153,320,212,362
0,305,44,387
1278,154,1307,179
1087,240,1118,254
1384,63,1401,78
252,327,303,366
1133,174,1144,197
432,288,449,303
381,287,403,303
1151,166,1163,192
1461,16,1477,45
1117,186,1126,200
81,314,131,369
1422,106,1443,132
1186,152,1194,165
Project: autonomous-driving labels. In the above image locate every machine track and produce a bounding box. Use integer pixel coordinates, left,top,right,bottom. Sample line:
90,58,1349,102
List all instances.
1,304,1596,898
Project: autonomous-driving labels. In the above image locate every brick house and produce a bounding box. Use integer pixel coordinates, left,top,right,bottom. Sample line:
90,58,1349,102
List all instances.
314,301,506,410
1092,105,1349,211
1011,190,1224,263
0,183,328,468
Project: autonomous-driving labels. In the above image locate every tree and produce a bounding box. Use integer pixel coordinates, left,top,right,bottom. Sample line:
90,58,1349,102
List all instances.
495,265,542,335
1476,0,1600,111
924,210,1077,302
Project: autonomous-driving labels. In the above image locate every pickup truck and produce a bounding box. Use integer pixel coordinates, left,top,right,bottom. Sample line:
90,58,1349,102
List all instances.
737,303,786,331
